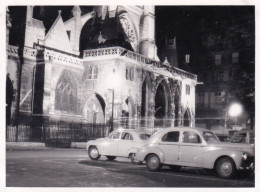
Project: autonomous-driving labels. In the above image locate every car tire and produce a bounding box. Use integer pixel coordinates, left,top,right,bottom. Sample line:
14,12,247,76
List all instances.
106,156,116,161
216,157,236,179
169,165,181,171
146,154,162,171
130,153,142,164
88,146,101,160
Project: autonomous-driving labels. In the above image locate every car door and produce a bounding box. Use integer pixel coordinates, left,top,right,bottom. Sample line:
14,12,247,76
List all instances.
158,131,180,164
100,131,120,155
117,132,134,157
178,131,205,167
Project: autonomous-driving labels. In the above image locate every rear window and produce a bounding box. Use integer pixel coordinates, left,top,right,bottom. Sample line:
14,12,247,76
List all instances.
139,134,151,140
162,131,179,142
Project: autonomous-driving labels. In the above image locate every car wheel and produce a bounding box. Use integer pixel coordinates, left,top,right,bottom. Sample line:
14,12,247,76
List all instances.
216,157,236,179
169,165,181,171
146,154,162,171
130,153,142,164
88,146,101,160
106,156,116,161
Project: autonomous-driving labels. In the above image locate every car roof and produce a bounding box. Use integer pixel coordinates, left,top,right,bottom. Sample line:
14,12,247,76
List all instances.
114,128,150,134
155,127,210,133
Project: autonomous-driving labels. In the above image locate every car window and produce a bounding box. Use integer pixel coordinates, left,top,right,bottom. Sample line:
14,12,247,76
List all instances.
202,131,219,142
108,131,120,139
162,131,179,142
139,134,151,140
121,132,133,140
231,133,247,143
183,132,201,144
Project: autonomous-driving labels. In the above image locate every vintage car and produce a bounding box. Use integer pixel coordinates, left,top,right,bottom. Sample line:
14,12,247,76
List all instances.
86,128,150,163
134,127,254,179
230,129,255,145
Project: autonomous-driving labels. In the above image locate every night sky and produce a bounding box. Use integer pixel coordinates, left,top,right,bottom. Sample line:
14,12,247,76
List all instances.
8,6,255,65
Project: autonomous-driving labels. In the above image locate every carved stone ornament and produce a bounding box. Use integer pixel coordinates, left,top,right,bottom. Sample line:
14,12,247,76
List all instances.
118,12,137,51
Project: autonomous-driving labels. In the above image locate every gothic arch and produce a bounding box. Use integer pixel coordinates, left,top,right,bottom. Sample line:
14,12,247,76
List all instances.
122,96,136,118
141,73,153,118
54,70,77,113
154,78,172,121
82,93,106,124
183,107,191,127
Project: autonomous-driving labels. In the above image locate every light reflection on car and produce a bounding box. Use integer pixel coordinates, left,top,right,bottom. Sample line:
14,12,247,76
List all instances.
134,127,254,179
86,128,150,163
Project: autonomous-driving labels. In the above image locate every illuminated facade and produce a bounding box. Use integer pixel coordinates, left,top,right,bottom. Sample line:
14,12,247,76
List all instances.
6,6,197,139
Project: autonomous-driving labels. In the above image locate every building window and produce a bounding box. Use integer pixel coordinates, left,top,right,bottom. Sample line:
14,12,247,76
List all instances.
215,54,222,65
232,52,239,63
126,67,129,80
93,67,98,79
86,66,98,79
214,70,224,82
66,31,71,40
55,72,77,113
126,67,134,81
186,85,190,95
185,54,190,64
130,68,134,81
87,66,92,79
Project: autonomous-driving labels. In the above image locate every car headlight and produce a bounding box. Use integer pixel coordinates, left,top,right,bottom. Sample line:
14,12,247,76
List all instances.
242,153,248,160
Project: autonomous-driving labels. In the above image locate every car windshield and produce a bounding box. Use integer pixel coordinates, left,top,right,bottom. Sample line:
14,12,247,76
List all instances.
202,131,220,142
139,134,151,140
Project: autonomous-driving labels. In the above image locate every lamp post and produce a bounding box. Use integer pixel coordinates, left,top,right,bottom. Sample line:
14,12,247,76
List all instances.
109,88,115,133
228,103,242,130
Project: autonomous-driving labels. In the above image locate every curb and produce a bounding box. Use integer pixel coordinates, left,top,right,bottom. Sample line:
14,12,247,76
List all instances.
6,142,87,151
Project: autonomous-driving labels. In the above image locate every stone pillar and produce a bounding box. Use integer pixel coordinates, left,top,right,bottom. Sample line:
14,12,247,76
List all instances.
6,7,12,47
139,6,157,59
72,6,82,52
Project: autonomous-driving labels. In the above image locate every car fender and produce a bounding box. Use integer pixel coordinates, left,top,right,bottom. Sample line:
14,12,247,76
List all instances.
203,148,244,169
140,145,166,163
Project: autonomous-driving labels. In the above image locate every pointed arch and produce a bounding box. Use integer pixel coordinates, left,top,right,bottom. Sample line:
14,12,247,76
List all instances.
82,93,106,124
183,108,191,127
122,96,136,118
55,70,77,113
154,78,172,127
141,74,152,117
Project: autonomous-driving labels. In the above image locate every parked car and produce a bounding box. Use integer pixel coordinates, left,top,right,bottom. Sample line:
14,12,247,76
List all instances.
216,134,231,142
230,129,255,145
86,129,151,163
134,127,254,179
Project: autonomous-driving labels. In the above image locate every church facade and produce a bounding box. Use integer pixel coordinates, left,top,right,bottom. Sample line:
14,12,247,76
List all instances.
6,6,197,140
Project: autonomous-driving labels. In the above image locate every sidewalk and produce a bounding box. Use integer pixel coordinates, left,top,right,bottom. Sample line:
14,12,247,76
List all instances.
6,142,87,151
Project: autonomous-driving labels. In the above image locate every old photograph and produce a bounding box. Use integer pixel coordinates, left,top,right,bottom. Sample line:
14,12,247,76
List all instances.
5,3,255,189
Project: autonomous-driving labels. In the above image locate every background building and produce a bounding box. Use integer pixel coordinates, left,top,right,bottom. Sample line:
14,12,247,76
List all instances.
6,6,197,141
155,6,255,133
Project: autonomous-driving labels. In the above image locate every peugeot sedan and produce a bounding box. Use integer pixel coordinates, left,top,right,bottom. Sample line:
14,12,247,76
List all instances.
134,127,254,179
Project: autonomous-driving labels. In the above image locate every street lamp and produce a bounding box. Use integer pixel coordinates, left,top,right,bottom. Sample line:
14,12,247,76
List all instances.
228,103,242,130
107,68,121,133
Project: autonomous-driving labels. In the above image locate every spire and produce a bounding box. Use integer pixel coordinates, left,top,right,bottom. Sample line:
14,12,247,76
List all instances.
72,6,81,17
163,57,172,68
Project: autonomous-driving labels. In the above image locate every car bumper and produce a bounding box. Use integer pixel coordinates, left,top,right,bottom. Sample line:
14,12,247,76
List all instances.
239,163,254,171
238,157,254,170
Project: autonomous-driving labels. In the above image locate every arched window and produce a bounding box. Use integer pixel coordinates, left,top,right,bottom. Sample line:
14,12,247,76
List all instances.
55,71,77,113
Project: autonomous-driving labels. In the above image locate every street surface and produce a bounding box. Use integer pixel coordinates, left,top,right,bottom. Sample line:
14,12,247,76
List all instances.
6,149,254,187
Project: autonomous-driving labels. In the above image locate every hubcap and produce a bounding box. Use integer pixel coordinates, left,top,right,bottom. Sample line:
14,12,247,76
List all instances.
220,162,232,176
90,148,98,158
149,156,159,168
